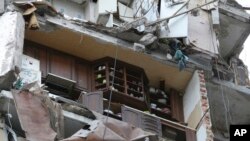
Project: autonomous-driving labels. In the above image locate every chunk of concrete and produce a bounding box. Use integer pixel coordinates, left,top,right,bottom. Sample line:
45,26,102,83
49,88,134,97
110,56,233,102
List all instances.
0,12,25,90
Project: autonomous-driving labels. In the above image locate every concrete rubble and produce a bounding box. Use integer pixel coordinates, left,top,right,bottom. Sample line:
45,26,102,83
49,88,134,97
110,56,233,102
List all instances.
0,11,24,90
0,0,250,141
0,85,160,141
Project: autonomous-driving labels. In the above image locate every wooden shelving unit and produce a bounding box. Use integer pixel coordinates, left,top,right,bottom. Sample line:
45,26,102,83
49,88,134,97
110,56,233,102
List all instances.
92,57,149,111
148,87,172,120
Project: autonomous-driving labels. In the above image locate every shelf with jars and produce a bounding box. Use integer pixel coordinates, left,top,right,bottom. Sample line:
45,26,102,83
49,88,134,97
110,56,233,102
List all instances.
92,57,149,111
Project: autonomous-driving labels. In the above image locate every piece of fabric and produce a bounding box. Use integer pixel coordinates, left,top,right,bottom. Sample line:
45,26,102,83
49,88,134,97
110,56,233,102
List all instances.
174,50,188,71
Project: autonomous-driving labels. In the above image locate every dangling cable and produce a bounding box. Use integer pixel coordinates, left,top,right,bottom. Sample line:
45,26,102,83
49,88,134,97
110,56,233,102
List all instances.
102,45,119,140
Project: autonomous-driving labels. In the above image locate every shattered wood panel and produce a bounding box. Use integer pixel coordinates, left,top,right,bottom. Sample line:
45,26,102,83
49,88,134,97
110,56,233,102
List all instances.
188,0,219,56
12,90,56,141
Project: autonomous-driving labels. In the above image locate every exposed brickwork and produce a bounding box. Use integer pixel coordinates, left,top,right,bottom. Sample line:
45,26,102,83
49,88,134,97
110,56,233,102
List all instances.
198,70,214,141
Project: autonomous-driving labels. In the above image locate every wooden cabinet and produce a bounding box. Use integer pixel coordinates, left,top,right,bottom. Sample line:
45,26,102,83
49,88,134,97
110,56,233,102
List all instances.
23,41,92,91
148,87,184,122
92,57,149,111
49,52,73,79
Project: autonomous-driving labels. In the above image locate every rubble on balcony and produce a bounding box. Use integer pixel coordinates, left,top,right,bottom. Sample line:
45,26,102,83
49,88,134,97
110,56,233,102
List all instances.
7,0,249,86
10,0,224,72
0,83,160,141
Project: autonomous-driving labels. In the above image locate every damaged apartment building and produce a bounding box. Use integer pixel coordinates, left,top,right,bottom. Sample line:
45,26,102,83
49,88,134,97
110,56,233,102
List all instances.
1,0,250,141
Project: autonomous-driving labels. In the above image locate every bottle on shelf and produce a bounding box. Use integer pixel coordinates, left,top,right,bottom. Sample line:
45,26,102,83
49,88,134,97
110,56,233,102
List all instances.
96,74,102,78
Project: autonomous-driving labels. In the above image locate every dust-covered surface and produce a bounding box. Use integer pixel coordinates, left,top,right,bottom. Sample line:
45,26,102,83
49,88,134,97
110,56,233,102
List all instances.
62,103,96,120
0,12,24,90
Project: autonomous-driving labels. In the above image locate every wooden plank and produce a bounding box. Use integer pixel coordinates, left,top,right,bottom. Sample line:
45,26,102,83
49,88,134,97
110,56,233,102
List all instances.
170,89,184,122
75,61,89,89
186,128,197,141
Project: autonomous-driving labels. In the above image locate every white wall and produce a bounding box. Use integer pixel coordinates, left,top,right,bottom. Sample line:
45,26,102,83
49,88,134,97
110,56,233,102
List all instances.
196,125,207,141
159,0,188,38
183,71,201,122
52,0,85,19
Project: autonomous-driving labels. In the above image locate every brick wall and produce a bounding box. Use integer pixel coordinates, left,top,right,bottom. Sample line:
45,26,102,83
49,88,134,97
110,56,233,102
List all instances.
198,70,214,141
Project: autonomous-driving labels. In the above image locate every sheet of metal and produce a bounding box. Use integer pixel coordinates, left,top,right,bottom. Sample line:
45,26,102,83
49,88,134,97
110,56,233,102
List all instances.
12,90,57,141
159,0,188,38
